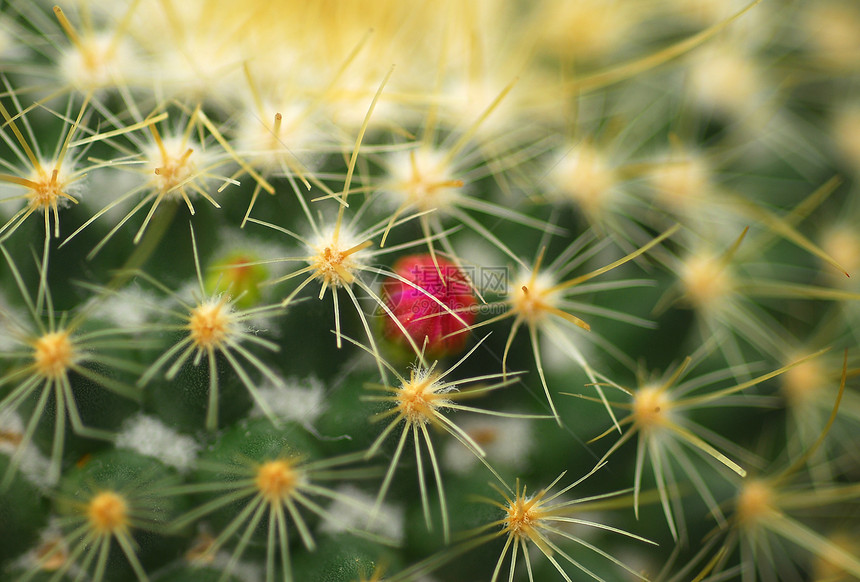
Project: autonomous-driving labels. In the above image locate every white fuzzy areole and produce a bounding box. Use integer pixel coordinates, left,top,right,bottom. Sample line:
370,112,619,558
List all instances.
688,44,765,120
442,415,531,474
234,104,322,172
0,411,56,489
385,147,461,214
143,135,204,197
320,484,404,543
250,376,327,424
115,414,200,472
547,142,618,218
59,33,136,91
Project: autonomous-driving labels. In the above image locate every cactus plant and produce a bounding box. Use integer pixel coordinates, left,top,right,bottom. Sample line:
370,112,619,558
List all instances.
2,1,860,581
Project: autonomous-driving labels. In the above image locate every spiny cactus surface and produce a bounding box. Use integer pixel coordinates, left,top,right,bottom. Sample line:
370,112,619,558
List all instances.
1,1,859,581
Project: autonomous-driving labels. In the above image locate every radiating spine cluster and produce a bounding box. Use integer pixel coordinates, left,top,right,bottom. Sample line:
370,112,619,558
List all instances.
1,1,860,581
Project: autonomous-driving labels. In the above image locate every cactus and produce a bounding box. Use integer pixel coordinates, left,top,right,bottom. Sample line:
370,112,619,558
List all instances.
2,1,860,581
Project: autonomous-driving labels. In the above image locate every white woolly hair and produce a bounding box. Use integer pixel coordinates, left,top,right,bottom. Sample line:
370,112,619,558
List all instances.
0,410,56,490
115,414,200,472
319,484,405,544
250,376,328,425
442,414,532,474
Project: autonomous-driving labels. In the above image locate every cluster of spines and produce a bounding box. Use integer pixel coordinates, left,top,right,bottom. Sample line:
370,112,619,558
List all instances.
1,1,860,582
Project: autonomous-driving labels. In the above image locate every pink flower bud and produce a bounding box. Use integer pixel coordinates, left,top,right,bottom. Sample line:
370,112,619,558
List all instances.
382,254,477,359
